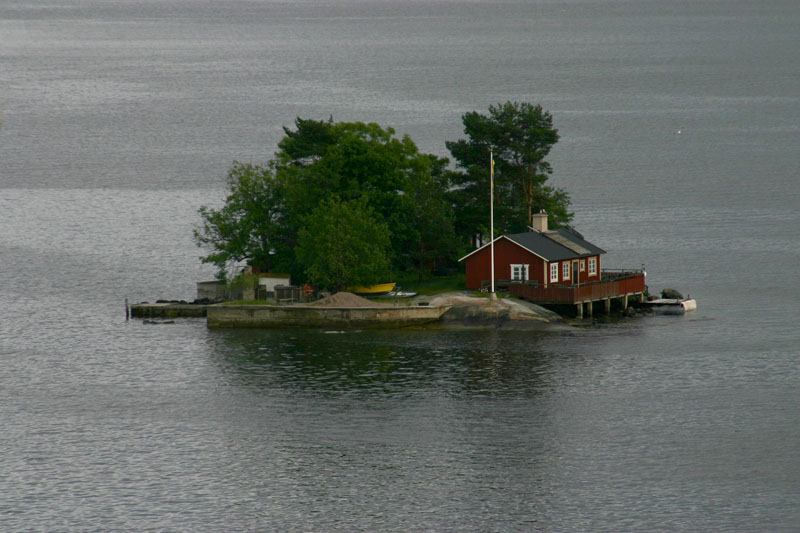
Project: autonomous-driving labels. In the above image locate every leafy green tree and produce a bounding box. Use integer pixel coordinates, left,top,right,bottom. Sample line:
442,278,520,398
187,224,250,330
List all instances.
275,119,458,273
295,198,391,291
193,162,284,277
406,153,461,274
196,116,466,284
276,116,337,166
446,101,572,241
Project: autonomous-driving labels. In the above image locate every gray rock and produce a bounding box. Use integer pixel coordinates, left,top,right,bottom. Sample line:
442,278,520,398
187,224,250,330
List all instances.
428,292,570,331
661,288,683,299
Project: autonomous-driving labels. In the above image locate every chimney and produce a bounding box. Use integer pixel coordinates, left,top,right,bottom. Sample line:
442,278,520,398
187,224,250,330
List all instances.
530,210,548,233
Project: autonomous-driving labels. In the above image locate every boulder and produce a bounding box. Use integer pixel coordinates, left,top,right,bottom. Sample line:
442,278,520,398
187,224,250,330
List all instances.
427,292,570,330
661,288,683,299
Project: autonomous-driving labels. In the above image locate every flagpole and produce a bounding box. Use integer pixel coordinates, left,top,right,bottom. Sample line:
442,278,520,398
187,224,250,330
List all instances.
490,150,496,298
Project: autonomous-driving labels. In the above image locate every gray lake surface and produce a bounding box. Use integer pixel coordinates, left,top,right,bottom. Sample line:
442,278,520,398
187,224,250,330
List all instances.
1,0,799,530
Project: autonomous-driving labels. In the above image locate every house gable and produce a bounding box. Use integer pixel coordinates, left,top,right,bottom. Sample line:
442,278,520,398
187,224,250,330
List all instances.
458,235,549,263
461,237,549,290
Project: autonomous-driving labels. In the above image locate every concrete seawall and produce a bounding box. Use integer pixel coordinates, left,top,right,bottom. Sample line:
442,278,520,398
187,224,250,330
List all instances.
206,305,446,329
131,302,209,318
130,293,570,331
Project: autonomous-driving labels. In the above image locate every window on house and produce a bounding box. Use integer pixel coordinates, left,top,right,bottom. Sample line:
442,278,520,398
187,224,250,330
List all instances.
550,262,559,283
580,260,585,272
563,262,570,280
588,257,597,275
511,264,529,281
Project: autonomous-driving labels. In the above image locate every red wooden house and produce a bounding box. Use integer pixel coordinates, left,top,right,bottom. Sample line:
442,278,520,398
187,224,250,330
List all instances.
459,213,645,317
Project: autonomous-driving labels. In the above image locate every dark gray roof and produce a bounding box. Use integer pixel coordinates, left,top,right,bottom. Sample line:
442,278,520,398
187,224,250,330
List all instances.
458,228,606,263
506,229,606,261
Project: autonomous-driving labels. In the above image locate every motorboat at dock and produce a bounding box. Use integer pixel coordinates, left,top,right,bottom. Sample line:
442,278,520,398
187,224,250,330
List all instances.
642,298,697,315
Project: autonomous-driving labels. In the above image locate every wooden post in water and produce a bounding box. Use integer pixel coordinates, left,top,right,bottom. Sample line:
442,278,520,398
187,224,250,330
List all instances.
125,298,129,321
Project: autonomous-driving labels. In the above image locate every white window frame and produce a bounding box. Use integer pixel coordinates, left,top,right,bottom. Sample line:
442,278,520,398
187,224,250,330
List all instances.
510,264,529,281
580,260,585,272
550,262,559,283
588,257,597,276
562,262,570,280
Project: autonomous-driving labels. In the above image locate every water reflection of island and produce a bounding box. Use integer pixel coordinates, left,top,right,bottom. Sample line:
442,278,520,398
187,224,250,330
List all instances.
208,329,563,397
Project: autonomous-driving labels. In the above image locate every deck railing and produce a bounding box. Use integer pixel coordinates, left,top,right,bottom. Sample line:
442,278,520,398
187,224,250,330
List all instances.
508,270,645,304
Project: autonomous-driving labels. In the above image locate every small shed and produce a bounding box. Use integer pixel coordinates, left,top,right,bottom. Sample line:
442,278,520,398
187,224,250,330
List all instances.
257,273,291,299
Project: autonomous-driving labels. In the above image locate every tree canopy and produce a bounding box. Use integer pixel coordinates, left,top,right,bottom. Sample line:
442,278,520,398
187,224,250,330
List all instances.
295,198,391,291
195,117,461,282
445,101,572,242
193,162,282,276
195,105,572,285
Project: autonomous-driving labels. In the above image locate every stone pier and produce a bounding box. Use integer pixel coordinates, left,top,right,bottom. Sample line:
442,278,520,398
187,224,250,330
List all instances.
206,304,446,329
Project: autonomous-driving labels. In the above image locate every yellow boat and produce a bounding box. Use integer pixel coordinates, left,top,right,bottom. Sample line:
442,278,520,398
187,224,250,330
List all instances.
351,282,396,296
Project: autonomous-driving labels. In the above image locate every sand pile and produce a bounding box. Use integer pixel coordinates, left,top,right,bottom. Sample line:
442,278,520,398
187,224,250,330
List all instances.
304,291,391,308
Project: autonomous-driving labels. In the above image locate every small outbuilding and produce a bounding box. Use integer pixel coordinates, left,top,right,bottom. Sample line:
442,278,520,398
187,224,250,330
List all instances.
256,273,291,299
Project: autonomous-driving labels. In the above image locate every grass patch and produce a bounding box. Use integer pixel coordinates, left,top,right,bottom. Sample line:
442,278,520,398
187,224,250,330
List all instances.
392,272,466,295
220,273,499,303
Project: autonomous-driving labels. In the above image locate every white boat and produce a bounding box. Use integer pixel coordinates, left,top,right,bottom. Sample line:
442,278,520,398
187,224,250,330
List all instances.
643,298,697,315
373,290,418,299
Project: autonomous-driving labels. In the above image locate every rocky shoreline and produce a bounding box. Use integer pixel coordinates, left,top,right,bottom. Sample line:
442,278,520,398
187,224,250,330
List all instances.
425,292,571,331
132,291,573,330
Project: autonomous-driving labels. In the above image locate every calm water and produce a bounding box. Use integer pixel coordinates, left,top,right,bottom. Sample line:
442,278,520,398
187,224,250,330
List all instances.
2,0,799,530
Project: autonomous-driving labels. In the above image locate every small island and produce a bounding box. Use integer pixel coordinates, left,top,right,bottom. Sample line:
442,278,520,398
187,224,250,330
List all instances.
133,102,690,329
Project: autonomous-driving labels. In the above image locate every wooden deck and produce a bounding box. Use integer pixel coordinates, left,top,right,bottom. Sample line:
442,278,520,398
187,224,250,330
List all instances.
508,270,646,317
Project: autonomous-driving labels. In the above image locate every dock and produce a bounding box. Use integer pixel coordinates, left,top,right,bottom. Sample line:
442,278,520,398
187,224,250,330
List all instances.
129,301,444,328
130,302,210,319
206,304,445,329
509,270,646,318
